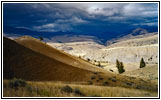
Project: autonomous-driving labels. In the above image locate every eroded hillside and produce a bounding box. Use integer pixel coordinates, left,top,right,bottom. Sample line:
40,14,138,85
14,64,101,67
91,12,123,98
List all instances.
48,33,158,63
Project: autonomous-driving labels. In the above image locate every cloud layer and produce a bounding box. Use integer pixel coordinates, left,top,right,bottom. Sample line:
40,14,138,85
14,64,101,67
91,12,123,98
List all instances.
3,3,158,33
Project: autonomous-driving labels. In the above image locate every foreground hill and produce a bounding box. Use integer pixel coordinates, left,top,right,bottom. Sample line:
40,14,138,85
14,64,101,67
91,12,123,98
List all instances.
14,36,104,72
3,37,94,82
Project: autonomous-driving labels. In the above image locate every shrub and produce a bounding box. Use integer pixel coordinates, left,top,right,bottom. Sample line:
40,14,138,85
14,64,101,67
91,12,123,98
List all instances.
74,88,85,96
9,78,27,89
93,72,98,75
91,76,96,80
39,36,43,41
26,85,32,92
125,82,133,86
87,58,90,61
111,78,117,82
98,77,103,80
116,59,125,74
97,62,103,67
37,89,49,96
140,58,146,68
61,85,73,93
103,81,109,86
88,81,93,85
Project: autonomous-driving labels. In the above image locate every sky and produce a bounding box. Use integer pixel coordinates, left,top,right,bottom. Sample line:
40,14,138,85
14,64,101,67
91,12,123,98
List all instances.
3,3,158,34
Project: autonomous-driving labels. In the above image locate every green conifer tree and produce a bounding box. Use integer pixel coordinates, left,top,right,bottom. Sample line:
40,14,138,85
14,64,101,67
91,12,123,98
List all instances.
140,58,146,68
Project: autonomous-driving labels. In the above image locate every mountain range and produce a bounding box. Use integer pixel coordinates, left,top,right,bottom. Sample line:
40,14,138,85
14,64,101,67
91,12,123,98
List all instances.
3,26,158,44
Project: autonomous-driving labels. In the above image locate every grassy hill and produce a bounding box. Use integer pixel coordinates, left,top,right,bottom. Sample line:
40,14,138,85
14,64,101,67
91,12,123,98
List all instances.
123,64,158,83
14,36,105,72
3,37,94,82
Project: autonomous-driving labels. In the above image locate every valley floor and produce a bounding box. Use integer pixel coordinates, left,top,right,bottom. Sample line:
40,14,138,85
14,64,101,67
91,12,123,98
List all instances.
3,80,158,97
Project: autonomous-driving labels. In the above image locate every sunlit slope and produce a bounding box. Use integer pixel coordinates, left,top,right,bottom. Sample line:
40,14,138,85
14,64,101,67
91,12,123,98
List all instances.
123,65,158,82
106,34,158,48
15,36,105,72
3,37,93,82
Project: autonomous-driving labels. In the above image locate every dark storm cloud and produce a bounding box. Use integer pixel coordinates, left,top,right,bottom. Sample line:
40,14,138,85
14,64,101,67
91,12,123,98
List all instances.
3,3,158,33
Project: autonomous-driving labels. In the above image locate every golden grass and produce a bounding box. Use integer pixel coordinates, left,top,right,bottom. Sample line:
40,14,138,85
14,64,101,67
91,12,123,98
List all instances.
3,37,93,82
15,36,105,72
3,80,158,97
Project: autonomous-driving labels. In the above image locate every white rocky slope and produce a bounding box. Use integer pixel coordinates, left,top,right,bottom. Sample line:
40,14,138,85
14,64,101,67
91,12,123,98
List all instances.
47,41,105,57
85,44,158,63
106,34,158,48
47,33,158,64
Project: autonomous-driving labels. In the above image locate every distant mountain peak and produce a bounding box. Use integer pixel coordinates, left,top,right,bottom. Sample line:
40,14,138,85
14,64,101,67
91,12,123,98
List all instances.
131,28,148,36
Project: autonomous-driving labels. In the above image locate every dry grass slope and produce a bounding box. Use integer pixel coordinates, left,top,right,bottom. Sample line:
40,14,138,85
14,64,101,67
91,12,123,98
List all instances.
3,80,158,97
123,65,158,83
15,36,105,72
3,37,93,82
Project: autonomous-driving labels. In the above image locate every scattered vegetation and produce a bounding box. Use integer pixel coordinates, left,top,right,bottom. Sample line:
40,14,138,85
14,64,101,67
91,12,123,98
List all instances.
91,76,96,80
26,84,32,92
36,88,50,96
103,81,109,86
125,82,133,86
108,77,117,82
98,62,101,67
111,78,117,82
140,58,146,68
8,78,27,89
39,36,43,41
98,77,103,80
74,88,85,96
87,58,90,61
3,80,158,97
88,81,93,85
109,69,114,72
116,59,125,74
61,85,73,93
61,85,85,96
93,72,98,75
